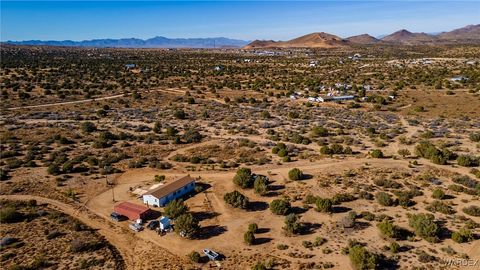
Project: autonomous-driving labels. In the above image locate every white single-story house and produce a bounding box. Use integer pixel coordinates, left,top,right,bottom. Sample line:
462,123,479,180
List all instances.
143,175,196,207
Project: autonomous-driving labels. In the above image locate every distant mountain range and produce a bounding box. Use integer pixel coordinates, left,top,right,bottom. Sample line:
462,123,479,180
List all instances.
244,24,480,49
5,36,250,48
4,24,480,49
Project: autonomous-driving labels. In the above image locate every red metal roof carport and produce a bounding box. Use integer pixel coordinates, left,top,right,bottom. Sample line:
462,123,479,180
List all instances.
113,202,151,220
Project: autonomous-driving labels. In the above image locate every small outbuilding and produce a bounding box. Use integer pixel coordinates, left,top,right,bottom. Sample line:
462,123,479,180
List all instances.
114,202,151,221
143,175,196,207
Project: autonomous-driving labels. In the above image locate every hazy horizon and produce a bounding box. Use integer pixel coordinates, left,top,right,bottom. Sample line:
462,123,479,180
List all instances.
1,1,479,42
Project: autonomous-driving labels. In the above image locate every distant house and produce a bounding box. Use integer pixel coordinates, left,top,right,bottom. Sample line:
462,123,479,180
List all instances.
309,60,318,67
213,65,224,71
143,175,196,207
318,95,354,102
125,64,136,69
114,202,152,221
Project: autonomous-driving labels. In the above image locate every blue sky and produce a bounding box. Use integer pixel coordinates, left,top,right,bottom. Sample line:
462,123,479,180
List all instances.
1,1,479,41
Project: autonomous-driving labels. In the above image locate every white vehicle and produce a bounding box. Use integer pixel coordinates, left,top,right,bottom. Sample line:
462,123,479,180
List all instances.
129,222,143,232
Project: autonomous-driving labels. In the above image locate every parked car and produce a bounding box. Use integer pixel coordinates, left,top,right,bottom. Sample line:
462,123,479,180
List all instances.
110,212,125,222
129,223,143,232
147,220,159,230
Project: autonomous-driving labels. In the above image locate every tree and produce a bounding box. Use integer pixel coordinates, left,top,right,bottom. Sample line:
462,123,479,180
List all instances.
270,199,291,215
311,126,329,137
408,213,439,242
253,176,268,196
283,213,300,235
224,190,249,209
164,199,188,219
233,167,254,188
315,197,333,213
175,213,199,239
348,245,379,270
244,230,255,245
288,168,304,181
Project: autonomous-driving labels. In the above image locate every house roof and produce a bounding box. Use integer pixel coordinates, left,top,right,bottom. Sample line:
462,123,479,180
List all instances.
144,175,196,199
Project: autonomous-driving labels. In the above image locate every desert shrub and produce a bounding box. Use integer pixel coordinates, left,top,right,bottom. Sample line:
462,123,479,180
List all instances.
248,223,258,233
183,129,203,143
311,126,329,137
313,236,327,246
224,190,249,209
360,211,375,221
469,132,480,142
270,199,291,215
370,149,384,158
397,149,411,158
463,205,480,217
375,192,396,207
253,176,268,195
80,121,97,133
425,200,455,215
164,199,188,219
173,109,186,119
414,141,450,165
451,228,474,243
417,251,436,263
251,262,267,270
389,242,400,253
408,213,439,242
174,213,199,239
276,244,289,250
457,155,479,167
432,188,445,199
244,230,255,245
348,245,379,270
452,175,479,189
188,251,201,263
0,207,24,223
373,178,401,189
377,218,399,239
233,167,254,188
332,193,356,204
70,239,104,253
315,197,333,213
283,213,301,235
288,168,304,181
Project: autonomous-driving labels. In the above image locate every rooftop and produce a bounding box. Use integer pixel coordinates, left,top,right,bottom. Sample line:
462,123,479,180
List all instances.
144,175,196,199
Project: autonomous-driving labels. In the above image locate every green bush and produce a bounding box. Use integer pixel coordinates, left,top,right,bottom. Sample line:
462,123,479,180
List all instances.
288,168,304,181
248,223,258,233
253,176,268,195
188,251,201,263
463,205,480,217
457,155,479,167
224,190,249,209
377,218,399,239
370,149,384,158
469,132,480,142
315,197,333,213
270,199,291,215
244,230,255,245
348,245,379,270
408,213,439,242
0,207,24,223
425,200,455,215
251,262,267,270
233,167,254,188
375,192,396,207
431,188,445,199
389,242,400,253
451,228,474,243
164,199,188,219
283,213,301,235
